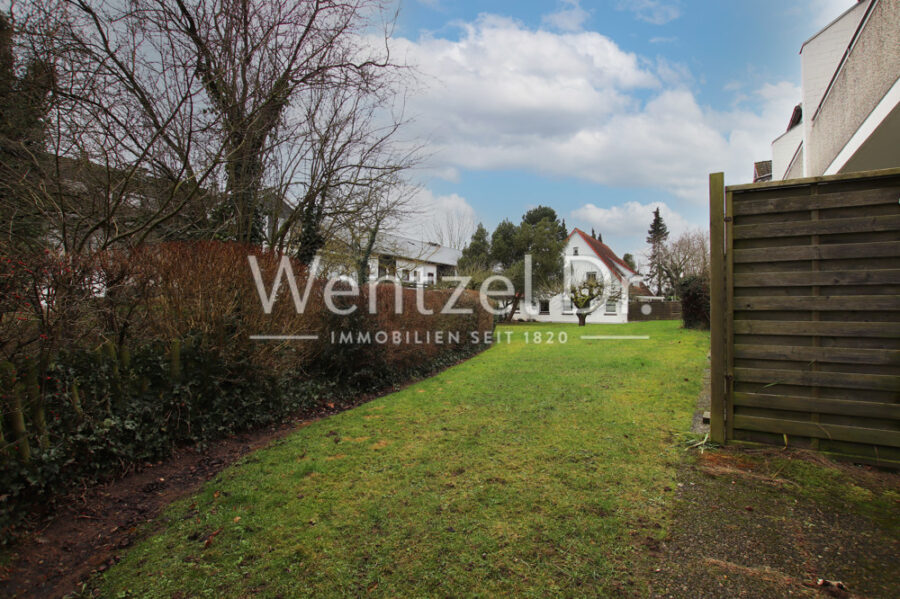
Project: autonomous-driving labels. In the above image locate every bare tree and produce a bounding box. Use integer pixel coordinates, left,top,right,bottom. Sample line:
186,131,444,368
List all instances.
313,177,418,284
428,206,476,250
10,0,414,255
661,229,710,297
4,2,221,253
264,81,420,263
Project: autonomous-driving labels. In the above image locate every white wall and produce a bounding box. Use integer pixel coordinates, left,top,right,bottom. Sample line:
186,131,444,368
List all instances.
811,0,900,175
800,0,868,175
771,125,804,180
367,257,439,286
396,259,438,286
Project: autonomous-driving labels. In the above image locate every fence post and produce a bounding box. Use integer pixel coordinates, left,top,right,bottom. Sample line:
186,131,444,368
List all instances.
708,173,726,444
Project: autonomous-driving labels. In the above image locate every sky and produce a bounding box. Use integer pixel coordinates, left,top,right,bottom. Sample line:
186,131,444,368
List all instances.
387,0,857,265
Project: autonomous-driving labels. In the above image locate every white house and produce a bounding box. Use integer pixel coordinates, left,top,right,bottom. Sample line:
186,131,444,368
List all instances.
366,233,461,286
514,228,641,324
769,0,900,180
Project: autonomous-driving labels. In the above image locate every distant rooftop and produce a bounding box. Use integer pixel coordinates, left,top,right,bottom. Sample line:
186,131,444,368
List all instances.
754,160,773,182
376,233,462,266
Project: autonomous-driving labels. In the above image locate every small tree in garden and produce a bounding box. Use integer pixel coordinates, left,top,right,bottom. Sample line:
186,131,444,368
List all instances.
569,278,622,327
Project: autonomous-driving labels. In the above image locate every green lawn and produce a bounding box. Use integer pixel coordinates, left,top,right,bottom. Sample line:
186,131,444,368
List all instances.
98,321,709,598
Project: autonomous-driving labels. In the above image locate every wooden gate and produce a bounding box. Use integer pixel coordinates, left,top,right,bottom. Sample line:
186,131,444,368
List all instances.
709,168,900,465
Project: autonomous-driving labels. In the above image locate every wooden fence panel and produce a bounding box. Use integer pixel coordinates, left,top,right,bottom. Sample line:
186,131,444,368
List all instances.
710,168,900,466
627,301,682,321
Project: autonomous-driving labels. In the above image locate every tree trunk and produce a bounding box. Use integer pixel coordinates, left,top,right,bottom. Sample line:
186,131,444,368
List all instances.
577,313,587,326
504,295,520,322
24,358,48,449
357,227,379,286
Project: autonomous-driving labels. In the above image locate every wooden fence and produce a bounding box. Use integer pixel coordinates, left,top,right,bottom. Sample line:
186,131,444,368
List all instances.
709,168,900,466
627,300,681,321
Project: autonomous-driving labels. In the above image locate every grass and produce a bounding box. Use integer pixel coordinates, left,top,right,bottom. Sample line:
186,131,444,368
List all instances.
97,321,709,598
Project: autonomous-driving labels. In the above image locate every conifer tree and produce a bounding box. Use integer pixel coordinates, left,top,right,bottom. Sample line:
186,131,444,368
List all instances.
646,208,670,296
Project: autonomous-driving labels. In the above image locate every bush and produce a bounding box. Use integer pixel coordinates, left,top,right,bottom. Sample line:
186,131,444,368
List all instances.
0,242,493,540
677,275,710,329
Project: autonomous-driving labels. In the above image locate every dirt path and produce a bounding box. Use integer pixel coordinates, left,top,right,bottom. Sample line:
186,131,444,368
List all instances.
649,448,900,599
0,420,304,599
0,385,405,599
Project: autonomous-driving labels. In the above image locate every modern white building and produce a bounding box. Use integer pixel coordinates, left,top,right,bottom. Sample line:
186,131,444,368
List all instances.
514,229,641,324
770,0,899,180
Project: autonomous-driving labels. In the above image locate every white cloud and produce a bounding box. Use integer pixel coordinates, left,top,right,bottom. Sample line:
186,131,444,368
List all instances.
649,36,678,44
617,0,682,25
394,15,799,203
397,187,477,245
542,0,590,33
571,200,693,261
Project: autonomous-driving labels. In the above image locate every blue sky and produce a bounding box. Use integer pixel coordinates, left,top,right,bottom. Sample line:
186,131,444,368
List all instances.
389,0,855,263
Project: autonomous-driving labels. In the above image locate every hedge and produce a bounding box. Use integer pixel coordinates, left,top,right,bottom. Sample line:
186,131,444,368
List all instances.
0,242,493,540
676,275,710,330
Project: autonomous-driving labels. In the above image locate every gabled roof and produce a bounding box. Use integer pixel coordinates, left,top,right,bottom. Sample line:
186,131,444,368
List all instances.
567,228,636,281
376,233,461,266
631,281,654,296
787,104,803,131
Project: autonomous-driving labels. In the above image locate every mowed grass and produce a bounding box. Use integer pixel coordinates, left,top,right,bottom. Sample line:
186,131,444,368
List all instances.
98,321,709,598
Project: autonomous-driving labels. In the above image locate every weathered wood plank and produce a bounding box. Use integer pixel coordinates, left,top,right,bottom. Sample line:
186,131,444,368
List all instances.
709,172,726,444
734,344,900,366
733,414,900,448
733,214,900,239
734,392,900,419
733,367,900,392
734,296,900,311
726,189,736,440
732,187,899,216
734,241,900,264
733,320,900,338
734,270,900,288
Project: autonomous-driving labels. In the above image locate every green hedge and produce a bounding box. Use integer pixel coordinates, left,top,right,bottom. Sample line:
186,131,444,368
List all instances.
676,275,710,330
0,243,493,541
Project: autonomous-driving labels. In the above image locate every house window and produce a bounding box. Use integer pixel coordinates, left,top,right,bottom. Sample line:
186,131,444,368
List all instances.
562,298,573,314
539,300,550,315
427,272,435,285
605,299,617,314
586,271,597,282
398,269,406,280
573,247,579,256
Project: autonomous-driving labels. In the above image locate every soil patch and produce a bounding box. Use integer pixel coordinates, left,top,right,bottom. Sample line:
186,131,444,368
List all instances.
649,446,900,599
